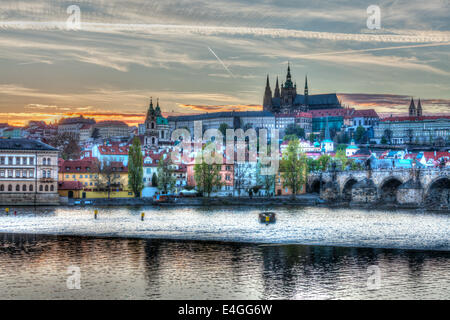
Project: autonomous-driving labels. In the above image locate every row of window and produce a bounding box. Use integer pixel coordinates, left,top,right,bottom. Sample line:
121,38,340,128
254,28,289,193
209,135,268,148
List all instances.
65,174,97,179
0,169,34,178
0,184,54,192
0,156,52,165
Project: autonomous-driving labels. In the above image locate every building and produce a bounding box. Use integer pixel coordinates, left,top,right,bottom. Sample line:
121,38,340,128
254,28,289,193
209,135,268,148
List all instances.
186,159,234,196
0,138,59,205
94,121,130,139
91,143,129,166
275,112,312,137
58,116,96,137
408,98,423,117
168,111,276,137
79,124,94,142
263,64,342,113
374,115,450,145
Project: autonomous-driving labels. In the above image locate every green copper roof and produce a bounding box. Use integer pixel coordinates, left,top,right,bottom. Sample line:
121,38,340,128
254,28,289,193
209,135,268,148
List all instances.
156,116,168,125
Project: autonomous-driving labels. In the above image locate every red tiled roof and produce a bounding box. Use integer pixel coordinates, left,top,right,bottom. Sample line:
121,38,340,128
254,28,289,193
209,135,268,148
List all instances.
59,159,99,173
422,152,450,161
98,145,129,155
353,109,379,118
310,108,355,118
58,181,84,190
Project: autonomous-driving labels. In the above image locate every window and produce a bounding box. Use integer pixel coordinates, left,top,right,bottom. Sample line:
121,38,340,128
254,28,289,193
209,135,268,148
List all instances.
45,185,49,192
8,185,12,191
16,170,20,177
0,185,3,191
47,170,51,178
42,170,46,178
29,170,34,178
0,157,4,165
43,158,46,165
16,157,21,165
47,158,51,165
23,157,27,165
39,185,43,191
22,185,26,192
29,185,33,192
29,157,34,165
66,175,69,178
16,185,20,191
8,157,13,165
22,170,27,178
50,185,54,192
0,170,4,177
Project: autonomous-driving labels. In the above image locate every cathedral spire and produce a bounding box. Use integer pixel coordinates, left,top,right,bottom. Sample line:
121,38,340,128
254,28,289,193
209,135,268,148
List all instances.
416,98,423,117
304,75,309,107
155,98,162,117
263,74,273,111
284,62,294,89
274,76,280,98
408,97,416,117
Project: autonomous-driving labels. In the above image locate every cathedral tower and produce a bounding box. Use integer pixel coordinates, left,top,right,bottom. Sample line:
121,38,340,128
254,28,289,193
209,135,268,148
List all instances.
408,98,416,117
263,75,273,111
416,98,423,117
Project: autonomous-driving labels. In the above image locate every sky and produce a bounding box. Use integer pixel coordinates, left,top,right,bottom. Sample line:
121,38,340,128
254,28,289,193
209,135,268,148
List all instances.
0,0,449,126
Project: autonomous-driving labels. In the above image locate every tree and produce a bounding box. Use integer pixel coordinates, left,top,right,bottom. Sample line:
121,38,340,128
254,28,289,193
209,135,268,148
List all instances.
257,162,275,197
280,140,308,198
383,129,392,144
355,126,366,143
380,136,388,144
193,152,223,197
157,158,176,194
285,123,305,139
128,137,144,197
218,123,229,137
94,160,122,199
47,132,80,160
234,162,252,197
309,133,316,144
283,134,298,142
151,172,158,187
317,154,331,172
334,149,349,170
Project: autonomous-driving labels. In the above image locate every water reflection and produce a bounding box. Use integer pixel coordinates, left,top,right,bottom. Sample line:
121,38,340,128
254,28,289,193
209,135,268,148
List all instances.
0,233,448,299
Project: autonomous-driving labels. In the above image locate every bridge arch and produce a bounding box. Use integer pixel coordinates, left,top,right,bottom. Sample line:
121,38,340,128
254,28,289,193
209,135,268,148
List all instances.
341,177,358,201
424,177,450,208
309,179,324,194
379,176,403,203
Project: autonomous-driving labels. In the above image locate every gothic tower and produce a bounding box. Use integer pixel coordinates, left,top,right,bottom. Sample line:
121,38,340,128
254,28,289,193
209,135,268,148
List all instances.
263,75,273,111
408,98,416,117
274,77,280,99
280,62,297,111
416,98,423,117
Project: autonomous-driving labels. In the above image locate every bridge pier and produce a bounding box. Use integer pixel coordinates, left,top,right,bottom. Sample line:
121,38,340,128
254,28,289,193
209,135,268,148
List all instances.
351,178,378,204
396,179,424,206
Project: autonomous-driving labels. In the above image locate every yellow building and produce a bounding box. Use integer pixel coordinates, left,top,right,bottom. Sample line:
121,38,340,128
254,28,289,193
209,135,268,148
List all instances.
58,158,133,199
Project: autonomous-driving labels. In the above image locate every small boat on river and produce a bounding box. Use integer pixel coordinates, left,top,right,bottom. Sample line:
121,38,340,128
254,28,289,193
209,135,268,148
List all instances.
259,212,276,223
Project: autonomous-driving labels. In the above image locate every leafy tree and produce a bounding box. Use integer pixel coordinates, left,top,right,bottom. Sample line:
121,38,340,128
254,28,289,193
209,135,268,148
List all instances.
128,137,144,197
280,140,308,198
94,160,122,199
283,134,298,142
218,123,229,137
309,133,316,144
157,158,176,194
285,123,305,138
193,151,223,197
383,129,392,144
355,126,366,143
380,136,388,144
317,154,331,172
334,149,348,170
256,162,275,197
151,172,158,187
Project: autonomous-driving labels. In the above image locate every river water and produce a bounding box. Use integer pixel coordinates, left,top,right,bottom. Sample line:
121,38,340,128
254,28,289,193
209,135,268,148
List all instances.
0,205,448,299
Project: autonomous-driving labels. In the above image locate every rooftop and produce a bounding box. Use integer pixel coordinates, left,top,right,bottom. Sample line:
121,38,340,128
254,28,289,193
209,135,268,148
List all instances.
0,138,58,151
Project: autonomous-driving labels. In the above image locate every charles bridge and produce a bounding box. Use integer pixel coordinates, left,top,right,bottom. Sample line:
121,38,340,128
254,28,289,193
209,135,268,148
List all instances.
308,167,450,209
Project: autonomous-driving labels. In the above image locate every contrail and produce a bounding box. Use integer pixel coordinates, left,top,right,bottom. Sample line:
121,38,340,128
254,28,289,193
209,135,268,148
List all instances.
207,46,235,78
294,42,450,57
0,21,449,43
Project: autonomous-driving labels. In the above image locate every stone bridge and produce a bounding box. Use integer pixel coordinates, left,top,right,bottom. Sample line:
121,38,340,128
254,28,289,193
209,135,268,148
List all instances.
308,168,450,208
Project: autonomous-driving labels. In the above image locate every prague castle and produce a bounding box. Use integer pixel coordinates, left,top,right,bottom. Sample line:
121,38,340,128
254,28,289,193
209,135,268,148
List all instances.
263,64,342,113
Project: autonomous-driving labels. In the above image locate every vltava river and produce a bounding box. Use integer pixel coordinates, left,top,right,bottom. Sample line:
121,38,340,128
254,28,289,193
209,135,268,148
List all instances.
0,206,448,299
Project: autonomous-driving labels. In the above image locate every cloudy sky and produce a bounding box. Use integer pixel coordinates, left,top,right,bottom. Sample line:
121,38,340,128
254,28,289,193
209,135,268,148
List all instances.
0,0,449,126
